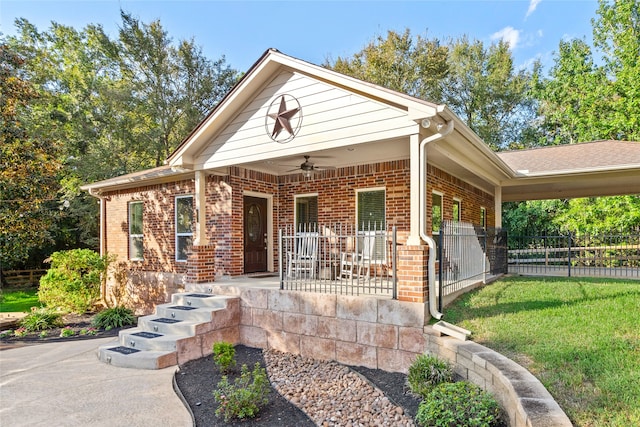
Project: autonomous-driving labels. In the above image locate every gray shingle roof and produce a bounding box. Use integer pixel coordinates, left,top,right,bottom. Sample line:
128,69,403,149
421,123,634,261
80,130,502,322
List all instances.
497,140,640,174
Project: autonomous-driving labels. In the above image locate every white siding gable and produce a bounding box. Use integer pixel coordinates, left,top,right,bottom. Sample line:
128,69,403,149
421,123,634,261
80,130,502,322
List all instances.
194,71,417,169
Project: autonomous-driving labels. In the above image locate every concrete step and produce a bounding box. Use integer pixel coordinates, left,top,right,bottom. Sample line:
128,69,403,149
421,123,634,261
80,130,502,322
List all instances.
97,291,239,370
137,315,201,336
97,341,177,370
118,328,186,352
169,292,229,308
154,304,219,322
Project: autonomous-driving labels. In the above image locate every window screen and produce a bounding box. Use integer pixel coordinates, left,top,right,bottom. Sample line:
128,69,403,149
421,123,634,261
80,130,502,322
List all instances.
357,190,385,230
432,193,443,234
176,196,194,261
295,195,318,231
129,201,143,260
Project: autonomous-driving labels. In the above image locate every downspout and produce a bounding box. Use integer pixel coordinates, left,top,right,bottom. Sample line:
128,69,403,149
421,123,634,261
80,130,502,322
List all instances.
89,189,107,301
419,119,454,320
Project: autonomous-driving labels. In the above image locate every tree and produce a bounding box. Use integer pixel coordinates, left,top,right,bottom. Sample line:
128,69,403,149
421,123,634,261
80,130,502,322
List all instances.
532,0,639,144
326,31,536,150
328,29,448,102
441,37,536,150
4,13,240,268
0,44,62,275
117,11,239,166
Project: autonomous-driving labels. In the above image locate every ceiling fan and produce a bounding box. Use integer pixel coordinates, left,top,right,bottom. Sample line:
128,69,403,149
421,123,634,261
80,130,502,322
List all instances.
285,155,336,176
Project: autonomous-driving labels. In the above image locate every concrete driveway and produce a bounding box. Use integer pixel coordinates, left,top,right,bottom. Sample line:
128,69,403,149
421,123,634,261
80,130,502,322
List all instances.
0,338,192,427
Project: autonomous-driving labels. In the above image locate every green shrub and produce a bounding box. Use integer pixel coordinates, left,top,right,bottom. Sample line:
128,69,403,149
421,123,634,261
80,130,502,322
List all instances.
91,306,136,330
408,354,453,398
213,362,270,422
59,326,75,337
212,341,236,373
416,381,501,427
38,249,109,314
19,308,63,331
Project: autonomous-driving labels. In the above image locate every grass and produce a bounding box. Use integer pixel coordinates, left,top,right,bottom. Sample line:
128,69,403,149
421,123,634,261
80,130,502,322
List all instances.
0,288,42,313
444,276,640,427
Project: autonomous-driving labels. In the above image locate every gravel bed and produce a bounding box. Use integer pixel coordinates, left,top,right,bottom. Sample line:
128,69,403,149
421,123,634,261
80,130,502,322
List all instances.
263,349,416,427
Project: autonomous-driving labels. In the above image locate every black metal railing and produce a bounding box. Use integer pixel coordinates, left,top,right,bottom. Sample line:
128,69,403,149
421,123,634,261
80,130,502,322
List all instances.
508,233,640,278
439,221,507,300
279,223,397,298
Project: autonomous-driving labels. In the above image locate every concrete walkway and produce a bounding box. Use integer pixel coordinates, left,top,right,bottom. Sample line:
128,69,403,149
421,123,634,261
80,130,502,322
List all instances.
0,338,193,427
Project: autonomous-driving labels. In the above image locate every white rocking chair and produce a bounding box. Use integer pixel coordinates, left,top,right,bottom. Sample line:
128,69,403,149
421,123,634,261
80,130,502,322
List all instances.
287,232,319,279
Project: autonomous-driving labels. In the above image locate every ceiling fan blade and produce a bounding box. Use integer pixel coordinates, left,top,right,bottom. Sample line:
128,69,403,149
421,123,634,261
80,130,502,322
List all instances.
314,165,337,170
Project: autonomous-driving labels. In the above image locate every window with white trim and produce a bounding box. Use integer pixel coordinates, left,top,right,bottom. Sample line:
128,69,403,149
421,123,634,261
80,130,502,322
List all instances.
356,188,386,259
453,198,461,223
357,189,385,230
176,195,194,262
129,201,143,261
432,192,443,234
295,194,318,231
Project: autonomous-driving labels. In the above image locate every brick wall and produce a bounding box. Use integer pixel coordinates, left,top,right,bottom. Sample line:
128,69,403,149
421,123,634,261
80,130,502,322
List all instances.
101,160,495,308
427,164,496,229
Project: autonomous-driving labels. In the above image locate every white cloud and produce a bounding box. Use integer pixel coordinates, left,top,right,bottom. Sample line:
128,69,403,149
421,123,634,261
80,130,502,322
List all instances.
526,0,542,18
491,27,521,50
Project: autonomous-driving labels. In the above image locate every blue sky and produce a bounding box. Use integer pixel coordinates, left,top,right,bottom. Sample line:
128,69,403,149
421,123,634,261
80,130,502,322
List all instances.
1,0,598,73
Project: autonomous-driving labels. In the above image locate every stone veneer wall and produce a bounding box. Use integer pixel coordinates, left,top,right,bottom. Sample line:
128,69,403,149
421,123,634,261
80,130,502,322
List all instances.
424,326,573,427
205,285,428,373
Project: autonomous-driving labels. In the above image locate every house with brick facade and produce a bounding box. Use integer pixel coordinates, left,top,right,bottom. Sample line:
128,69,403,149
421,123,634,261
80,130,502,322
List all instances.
82,49,640,318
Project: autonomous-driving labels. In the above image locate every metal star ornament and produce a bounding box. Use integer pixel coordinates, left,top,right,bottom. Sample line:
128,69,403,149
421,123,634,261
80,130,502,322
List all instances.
265,94,302,143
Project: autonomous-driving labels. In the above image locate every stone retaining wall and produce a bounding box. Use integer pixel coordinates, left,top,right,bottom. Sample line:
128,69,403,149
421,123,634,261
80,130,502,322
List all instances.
192,284,572,427
207,286,428,373
424,326,573,427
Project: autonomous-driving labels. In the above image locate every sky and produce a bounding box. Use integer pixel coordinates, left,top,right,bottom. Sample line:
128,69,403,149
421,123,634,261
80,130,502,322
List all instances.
1,0,599,73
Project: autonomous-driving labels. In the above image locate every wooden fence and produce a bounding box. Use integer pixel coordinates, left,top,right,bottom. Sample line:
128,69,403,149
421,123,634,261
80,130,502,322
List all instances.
1,269,47,288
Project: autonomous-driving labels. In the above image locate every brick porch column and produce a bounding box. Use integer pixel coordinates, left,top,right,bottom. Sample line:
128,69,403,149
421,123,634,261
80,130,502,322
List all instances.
396,245,429,303
186,244,216,283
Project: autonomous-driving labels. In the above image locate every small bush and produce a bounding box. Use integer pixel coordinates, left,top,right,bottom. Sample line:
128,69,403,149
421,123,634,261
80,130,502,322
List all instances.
92,306,136,330
415,381,501,427
59,326,75,337
213,362,270,422
38,249,109,314
212,342,236,373
408,354,453,398
13,327,27,337
19,308,64,332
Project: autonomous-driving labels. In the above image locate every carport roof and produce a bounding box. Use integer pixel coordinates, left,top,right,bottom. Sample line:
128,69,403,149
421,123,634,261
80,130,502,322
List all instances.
497,140,640,175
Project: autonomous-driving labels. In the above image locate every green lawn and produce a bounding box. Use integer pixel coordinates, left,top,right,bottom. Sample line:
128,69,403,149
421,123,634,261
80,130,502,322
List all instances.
444,276,640,427
0,289,41,313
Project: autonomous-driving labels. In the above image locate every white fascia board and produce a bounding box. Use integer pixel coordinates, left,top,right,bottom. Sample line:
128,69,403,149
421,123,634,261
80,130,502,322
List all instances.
508,164,640,179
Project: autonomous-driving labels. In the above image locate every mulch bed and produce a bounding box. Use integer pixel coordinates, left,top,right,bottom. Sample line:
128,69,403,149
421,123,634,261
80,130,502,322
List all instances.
0,313,124,349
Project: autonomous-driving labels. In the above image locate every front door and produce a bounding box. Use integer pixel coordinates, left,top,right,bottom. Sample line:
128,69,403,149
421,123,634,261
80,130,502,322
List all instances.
243,196,268,273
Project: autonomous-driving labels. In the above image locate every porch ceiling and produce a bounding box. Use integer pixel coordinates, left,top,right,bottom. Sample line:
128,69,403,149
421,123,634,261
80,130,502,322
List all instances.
501,168,640,201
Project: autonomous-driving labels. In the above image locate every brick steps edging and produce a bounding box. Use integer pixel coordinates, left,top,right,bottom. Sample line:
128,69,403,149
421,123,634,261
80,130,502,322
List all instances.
424,326,573,427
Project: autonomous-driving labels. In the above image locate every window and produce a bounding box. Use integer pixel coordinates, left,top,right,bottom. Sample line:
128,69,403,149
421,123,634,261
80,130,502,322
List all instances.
480,207,487,229
432,192,443,234
357,189,385,230
295,194,318,231
129,201,143,260
452,199,461,223
176,196,194,262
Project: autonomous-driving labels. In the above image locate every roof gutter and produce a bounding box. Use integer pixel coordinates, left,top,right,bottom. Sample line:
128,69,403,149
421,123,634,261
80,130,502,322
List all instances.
419,118,454,320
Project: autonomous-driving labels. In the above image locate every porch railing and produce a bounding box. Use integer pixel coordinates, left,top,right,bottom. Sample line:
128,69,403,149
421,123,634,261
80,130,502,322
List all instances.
279,223,397,298
438,221,507,302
